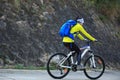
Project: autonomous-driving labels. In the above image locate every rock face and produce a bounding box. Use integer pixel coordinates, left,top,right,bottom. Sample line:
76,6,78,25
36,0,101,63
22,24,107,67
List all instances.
0,0,120,68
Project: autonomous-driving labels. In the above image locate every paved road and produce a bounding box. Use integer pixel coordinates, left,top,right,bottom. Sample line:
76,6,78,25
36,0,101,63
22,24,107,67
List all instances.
0,69,120,80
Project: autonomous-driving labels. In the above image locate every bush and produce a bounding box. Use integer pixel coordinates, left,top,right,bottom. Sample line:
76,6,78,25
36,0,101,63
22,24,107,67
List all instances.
87,0,120,20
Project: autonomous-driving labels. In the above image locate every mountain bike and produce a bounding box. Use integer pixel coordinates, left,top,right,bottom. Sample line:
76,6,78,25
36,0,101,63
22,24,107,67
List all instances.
47,40,105,79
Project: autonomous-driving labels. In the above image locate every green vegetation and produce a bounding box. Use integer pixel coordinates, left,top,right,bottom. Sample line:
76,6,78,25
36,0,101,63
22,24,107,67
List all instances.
3,64,46,70
94,0,119,13
99,14,108,21
85,0,120,20
13,0,20,9
89,0,120,10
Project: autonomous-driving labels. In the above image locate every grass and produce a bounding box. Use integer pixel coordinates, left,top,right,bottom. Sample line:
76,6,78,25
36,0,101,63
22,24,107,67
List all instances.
1,64,47,70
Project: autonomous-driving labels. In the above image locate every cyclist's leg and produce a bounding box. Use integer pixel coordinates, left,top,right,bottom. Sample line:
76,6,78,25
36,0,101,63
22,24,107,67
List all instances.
63,42,76,62
63,42,81,65
70,43,81,65
63,42,74,51
63,42,77,55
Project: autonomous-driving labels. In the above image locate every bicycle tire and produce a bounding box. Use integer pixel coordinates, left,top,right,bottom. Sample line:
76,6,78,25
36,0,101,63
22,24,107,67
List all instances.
47,53,70,79
84,55,105,79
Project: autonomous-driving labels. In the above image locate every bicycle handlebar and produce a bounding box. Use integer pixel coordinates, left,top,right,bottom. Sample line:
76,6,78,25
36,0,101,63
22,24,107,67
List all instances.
85,40,98,46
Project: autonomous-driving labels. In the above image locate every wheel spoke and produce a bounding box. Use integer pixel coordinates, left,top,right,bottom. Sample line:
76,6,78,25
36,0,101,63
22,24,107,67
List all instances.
47,53,70,79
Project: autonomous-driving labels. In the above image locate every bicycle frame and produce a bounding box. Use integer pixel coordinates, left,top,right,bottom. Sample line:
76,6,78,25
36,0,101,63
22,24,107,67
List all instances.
80,45,91,59
59,51,75,69
59,41,97,69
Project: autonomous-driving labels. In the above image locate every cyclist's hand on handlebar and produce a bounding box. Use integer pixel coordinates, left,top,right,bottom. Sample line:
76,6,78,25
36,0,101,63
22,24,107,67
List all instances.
84,39,98,43
94,39,98,42
84,39,93,42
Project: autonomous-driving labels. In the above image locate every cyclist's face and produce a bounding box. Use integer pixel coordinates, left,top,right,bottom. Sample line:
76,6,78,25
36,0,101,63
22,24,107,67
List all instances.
78,22,83,25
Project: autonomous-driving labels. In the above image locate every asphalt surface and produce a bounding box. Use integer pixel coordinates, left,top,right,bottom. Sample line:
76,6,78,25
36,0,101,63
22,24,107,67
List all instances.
0,69,120,80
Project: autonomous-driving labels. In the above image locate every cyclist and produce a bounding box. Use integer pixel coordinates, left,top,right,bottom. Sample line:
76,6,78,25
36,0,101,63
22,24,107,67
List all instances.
62,17,97,67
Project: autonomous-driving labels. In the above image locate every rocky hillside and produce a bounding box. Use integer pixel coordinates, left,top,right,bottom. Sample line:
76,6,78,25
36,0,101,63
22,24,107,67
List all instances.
0,0,120,68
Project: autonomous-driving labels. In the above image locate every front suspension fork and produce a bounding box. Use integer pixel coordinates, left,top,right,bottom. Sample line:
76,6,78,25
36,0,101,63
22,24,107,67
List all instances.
89,52,96,68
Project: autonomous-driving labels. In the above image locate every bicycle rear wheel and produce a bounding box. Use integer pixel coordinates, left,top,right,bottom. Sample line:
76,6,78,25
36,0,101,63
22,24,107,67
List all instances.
47,53,70,79
84,55,105,79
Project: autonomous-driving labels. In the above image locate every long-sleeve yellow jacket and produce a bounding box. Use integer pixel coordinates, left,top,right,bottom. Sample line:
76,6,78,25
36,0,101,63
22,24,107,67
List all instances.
62,23,96,42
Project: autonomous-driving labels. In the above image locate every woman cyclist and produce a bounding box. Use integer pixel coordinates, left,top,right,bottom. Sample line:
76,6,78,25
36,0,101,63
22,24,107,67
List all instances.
62,18,97,68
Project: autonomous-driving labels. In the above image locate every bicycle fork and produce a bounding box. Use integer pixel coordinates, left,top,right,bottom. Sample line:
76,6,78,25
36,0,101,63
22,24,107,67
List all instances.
90,54,96,68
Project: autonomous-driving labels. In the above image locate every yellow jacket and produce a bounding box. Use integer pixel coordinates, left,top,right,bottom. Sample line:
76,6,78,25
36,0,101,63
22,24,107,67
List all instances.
62,23,96,42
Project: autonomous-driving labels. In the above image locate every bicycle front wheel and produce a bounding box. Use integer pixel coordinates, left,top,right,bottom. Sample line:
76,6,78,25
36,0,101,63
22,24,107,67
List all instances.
84,55,105,79
47,53,70,79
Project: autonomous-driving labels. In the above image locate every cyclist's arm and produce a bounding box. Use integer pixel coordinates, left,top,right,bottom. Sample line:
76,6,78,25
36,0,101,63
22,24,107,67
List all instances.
79,25,96,41
77,33,86,40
